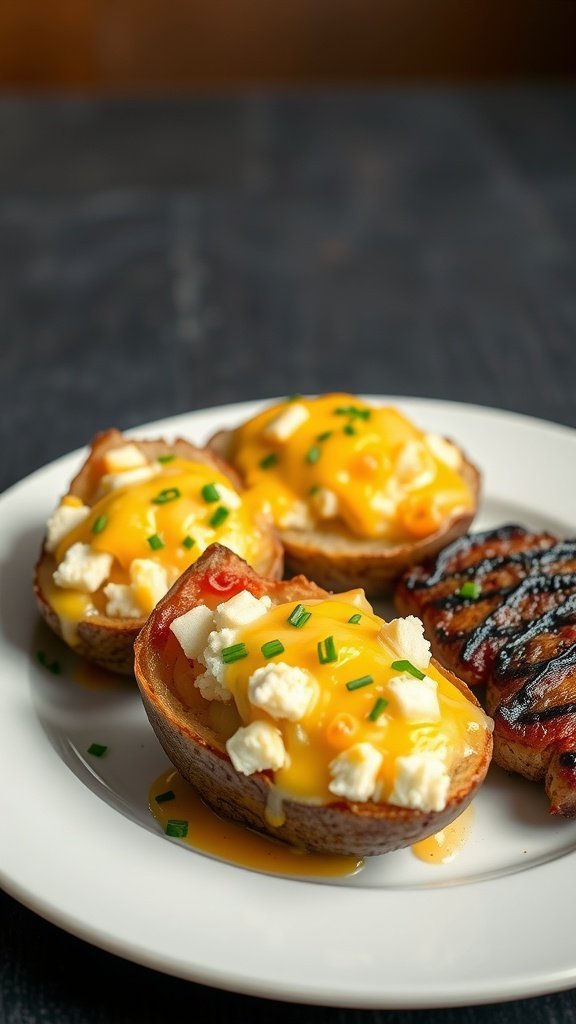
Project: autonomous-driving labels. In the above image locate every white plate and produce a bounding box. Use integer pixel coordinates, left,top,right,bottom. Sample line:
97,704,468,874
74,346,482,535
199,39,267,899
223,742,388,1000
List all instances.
2,396,576,1010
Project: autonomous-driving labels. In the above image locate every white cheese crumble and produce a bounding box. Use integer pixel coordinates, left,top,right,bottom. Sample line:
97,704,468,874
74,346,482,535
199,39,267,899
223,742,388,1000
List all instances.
394,440,435,489
388,753,450,812
129,558,169,614
277,499,314,530
213,590,271,630
309,486,339,519
213,482,242,511
425,433,462,470
328,743,383,802
378,615,431,669
103,583,141,618
99,463,161,493
248,662,315,721
45,502,90,553
53,542,113,593
103,443,148,473
169,604,215,659
386,673,440,722
263,403,309,442
193,627,238,700
226,720,286,774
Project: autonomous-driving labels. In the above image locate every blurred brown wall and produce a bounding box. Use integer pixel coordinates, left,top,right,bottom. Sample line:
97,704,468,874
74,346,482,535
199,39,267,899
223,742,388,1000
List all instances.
1,0,575,90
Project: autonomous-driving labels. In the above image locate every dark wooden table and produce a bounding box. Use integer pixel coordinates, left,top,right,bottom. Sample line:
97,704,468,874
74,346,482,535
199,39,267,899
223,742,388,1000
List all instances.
1,87,576,1023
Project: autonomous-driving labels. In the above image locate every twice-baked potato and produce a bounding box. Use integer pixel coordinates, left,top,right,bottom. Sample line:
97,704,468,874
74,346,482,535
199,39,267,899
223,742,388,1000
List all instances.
208,393,481,596
34,429,283,675
134,543,493,858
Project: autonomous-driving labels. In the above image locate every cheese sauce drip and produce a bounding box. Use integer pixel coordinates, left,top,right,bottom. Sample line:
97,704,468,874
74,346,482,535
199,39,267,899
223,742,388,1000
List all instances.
228,393,474,541
223,594,489,806
42,452,270,641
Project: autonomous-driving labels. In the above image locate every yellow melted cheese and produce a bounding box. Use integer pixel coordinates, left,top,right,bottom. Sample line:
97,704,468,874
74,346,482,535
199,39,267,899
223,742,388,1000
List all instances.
228,393,474,541
224,594,489,806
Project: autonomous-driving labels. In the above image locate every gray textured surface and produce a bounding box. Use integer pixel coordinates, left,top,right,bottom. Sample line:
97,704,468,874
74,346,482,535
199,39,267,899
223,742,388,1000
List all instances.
1,88,576,1022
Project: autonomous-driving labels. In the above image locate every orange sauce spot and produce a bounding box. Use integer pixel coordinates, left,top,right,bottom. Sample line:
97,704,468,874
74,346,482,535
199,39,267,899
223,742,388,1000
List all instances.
411,803,474,864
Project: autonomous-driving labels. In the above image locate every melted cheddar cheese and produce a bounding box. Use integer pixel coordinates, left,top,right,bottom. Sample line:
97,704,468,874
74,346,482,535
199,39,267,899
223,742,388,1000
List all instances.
228,393,474,541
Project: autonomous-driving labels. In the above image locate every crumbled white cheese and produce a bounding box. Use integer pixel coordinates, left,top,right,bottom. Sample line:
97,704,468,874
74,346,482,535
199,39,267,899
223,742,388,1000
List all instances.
200,627,238,685
263,403,309,442
99,464,161,492
309,486,339,520
213,483,242,510
53,542,113,593
103,443,148,473
388,753,450,812
386,673,440,722
213,590,271,630
45,502,90,553
277,500,314,530
169,604,215,659
378,616,431,669
103,583,142,619
194,668,231,703
130,559,169,614
394,440,435,489
248,662,315,721
425,433,462,470
226,720,286,774
328,743,383,803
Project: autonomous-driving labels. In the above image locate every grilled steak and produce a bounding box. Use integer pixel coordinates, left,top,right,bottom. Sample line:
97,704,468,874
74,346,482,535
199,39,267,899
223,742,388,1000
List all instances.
394,524,576,816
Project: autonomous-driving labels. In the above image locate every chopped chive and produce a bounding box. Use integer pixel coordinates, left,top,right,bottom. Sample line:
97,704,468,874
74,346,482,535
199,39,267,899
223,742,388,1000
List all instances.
316,430,333,442
286,393,302,402
147,533,165,550
152,486,181,505
155,789,175,804
261,639,285,659
348,613,362,624
91,514,107,535
166,819,189,838
390,659,425,680
259,452,279,470
334,405,371,420
157,453,176,464
209,505,229,528
221,642,249,664
306,445,321,464
37,650,61,674
345,674,373,691
343,423,356,436
182,535,195,550
368,697,389,722
317,635,337,664
87,743,107,757
309,484,321,496
287,603,311,628
201,482,220,503
458,581,481,600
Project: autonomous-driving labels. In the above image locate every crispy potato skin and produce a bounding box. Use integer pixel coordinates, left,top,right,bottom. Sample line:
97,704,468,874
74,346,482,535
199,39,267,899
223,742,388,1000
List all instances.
134,543,493,857
34,429,284,676
209,428,481,597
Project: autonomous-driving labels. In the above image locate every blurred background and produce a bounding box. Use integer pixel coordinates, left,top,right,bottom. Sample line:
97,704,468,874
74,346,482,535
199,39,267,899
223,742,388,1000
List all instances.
2,0,576,89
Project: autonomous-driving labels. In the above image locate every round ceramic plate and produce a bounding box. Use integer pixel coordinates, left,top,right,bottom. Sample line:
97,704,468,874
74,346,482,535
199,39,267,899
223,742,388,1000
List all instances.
2,396,576,1009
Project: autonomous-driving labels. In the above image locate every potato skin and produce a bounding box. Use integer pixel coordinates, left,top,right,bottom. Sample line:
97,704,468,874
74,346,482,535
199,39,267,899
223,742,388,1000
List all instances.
34,429,284,676
209,428,481,597
134,543,493,857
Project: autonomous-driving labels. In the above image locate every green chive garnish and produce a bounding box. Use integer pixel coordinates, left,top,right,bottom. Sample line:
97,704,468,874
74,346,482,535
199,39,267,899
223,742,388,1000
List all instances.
261,639,285,659
348,613,362,624
390,659,425,680
345,674,373,691
343,423,356,436
334,405,371,420
209,505,229,528
287,393,302,402
157,453,176,464
260,452,279,470
458,581,481,599
287,604,311,628
202,483,220,503
368,697,389,722
306,445,321,464
37,650,61,674
166,819,189,838
91,514,107,534
221,642,249,664
147,533,165,550
152,487,181,504
309,484,321,496
182,535,195,550
317,635,337,664
87,743,107,757
316,430,333,442
155,789,175,804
